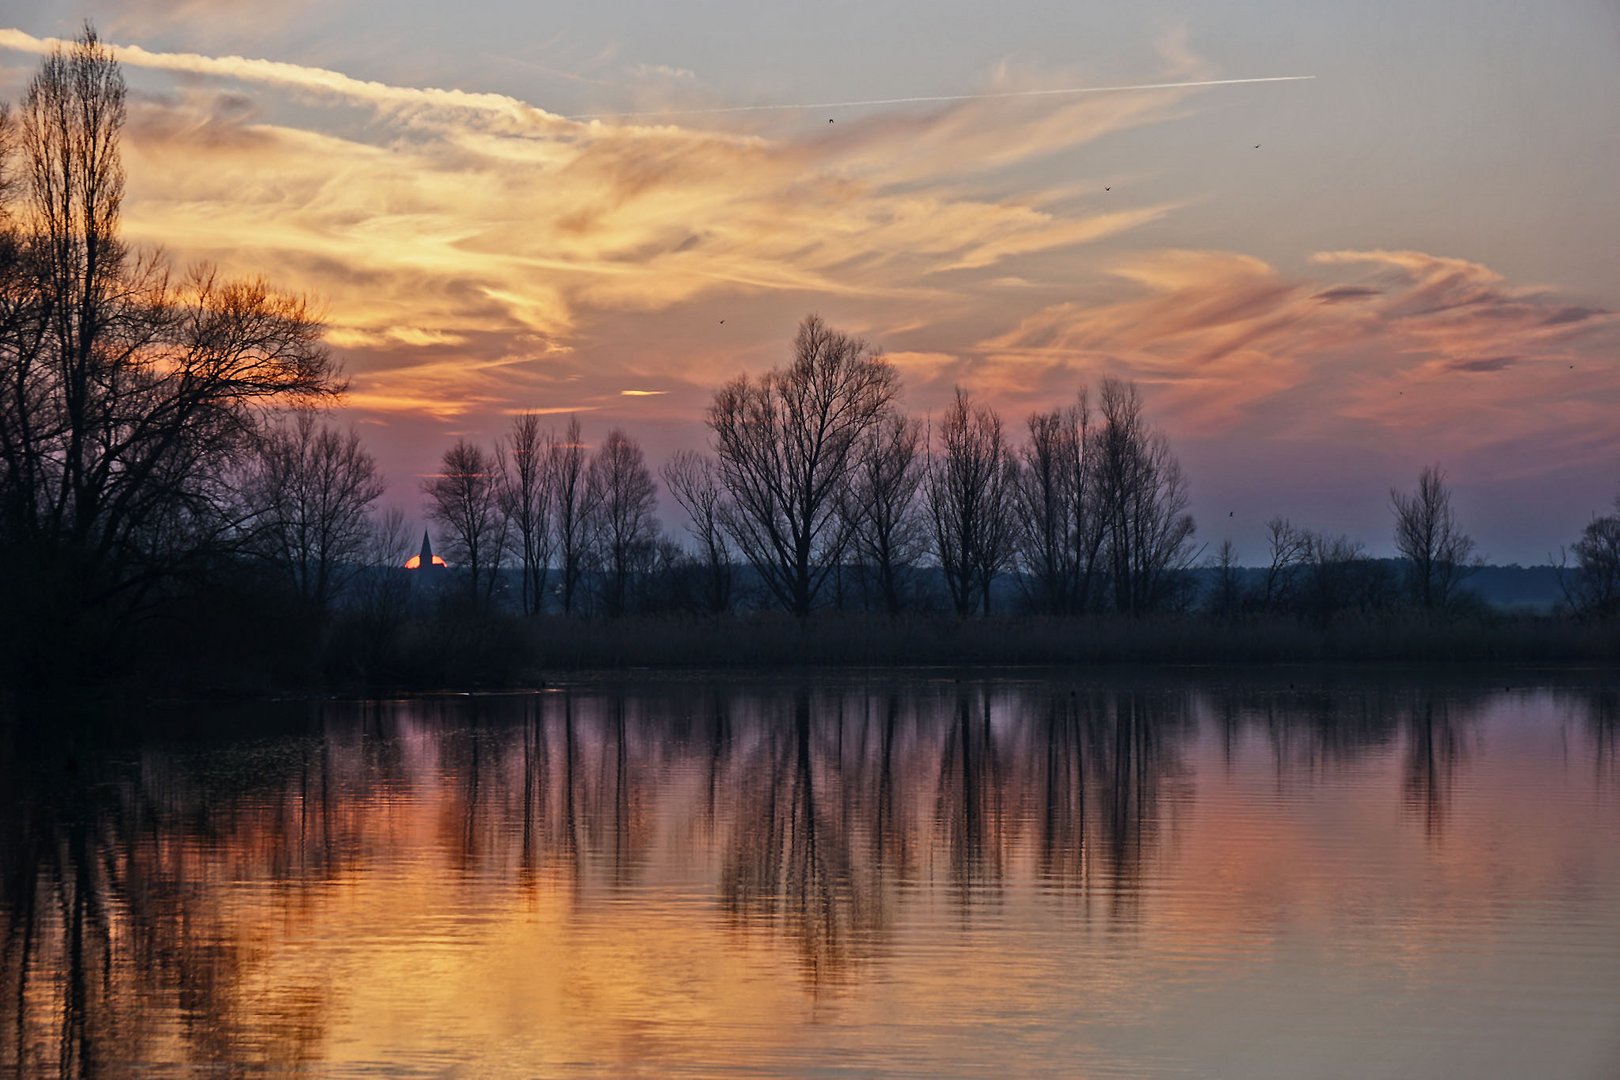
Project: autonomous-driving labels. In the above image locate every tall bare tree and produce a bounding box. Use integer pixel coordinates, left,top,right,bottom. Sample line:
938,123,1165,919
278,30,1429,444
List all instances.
586,427,658,617
0,29,338,675
245,411,385,610
926,388,1015,616
1012,396,1105,615
847,410,927,615
499,412,555,615
422,440,506,606
1091,378,1197,614
708,314,897,616
549,415,593,615
662,449,733,615
1391,465,1478,610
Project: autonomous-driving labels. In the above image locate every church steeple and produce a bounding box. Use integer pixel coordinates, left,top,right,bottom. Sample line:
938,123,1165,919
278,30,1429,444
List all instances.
407,531,445,571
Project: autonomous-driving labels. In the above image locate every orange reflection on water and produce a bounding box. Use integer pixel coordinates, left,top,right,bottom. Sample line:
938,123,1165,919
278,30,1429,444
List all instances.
3,678,1620,1077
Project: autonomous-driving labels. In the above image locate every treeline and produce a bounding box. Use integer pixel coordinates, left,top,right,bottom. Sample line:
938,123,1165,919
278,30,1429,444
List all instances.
3,33,1618,695
405,316,1619,629
415,322,1203,623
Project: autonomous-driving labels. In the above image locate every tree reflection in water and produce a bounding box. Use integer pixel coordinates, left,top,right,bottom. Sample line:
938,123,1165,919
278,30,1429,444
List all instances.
1,675,1610,1071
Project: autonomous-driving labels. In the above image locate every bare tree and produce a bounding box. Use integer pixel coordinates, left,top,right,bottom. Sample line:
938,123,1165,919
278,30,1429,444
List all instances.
1256,515,1311,613
1012,396,1103,615
245,411,385,610
847,410,927,615
708,314,897,616
1560,496,1620,618
1091,378,1197,614
0,29,338,673
499,412,554,615
549,415,593,615
1300,531,1392,621
662,449,733,615
422,440,506,606
586,427,658,617
1391,465,1478,610
926,388,1015,616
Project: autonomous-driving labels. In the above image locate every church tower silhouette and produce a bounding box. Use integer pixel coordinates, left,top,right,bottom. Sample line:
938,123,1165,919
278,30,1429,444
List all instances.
408,531,446,571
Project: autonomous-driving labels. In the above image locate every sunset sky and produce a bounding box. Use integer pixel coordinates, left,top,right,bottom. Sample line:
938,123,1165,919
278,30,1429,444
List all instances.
3,1,1617,562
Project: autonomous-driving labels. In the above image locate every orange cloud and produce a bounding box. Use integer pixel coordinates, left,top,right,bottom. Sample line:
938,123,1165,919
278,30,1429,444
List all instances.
972,250,1322,430
956,247,1615,462
0,29,1230,431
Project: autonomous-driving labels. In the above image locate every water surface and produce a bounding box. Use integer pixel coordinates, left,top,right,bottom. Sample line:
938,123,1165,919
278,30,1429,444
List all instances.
4,672,1620,1077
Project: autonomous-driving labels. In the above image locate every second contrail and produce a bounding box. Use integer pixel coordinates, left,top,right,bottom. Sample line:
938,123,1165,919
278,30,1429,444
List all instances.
567,74,1315,121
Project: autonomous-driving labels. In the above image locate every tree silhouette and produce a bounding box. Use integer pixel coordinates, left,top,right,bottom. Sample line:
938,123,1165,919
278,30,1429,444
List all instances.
244,411,385,610
662,449,733,615
422,439,506,605
926,387,1015,616
1391,465,1479,610
708,314,896,615
499,412,556,616
586,428,659,617
1012,395,1103,615
1092,378,1197,614
846,409,927,615
549,415,594,615
1561,493,1620,618
0,29,339,680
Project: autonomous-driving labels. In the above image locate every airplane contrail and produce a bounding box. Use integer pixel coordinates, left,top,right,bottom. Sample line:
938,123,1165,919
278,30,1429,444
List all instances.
567,74,1315,121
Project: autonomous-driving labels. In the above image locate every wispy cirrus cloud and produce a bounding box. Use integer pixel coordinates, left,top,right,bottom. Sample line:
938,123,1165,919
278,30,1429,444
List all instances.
0,27,1216,420
0,27,569,126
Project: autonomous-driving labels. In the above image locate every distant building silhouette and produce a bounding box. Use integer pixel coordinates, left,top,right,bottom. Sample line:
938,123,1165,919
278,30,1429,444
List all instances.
404,531,448,571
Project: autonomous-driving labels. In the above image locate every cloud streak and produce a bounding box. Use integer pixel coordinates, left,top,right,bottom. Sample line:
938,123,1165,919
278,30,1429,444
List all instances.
565,74,1316,120
33,27,1211,426
0,27,569,127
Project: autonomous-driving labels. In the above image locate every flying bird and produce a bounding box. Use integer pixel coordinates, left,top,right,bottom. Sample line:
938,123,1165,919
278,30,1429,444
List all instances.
719,319,726,324
1104,186,1111,191
828,118,834,123
1253,144,1261,149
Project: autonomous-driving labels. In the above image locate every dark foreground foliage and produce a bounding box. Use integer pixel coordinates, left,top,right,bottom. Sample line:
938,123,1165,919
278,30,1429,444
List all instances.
517,612,1620,672
88,602,1619,700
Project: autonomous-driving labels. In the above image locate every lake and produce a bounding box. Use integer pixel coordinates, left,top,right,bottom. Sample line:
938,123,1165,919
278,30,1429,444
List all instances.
4,671,1619,1077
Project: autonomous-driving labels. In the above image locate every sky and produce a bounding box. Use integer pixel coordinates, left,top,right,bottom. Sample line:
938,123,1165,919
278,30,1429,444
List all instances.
1,1,1617,563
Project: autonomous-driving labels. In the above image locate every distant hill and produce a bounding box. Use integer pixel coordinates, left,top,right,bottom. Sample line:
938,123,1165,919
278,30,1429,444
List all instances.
1451,563,1567,612
1184,560,1567,614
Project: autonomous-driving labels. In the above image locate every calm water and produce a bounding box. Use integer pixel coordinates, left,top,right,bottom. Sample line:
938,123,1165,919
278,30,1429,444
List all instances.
4,672,1620,1078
